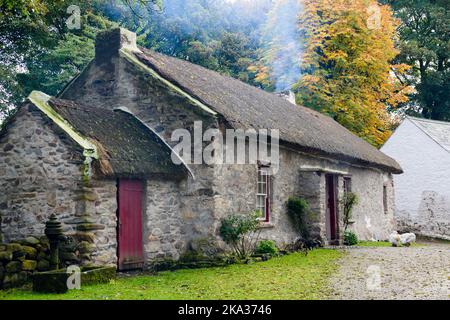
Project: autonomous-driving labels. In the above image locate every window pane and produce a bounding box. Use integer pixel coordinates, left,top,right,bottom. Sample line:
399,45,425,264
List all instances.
257,196,264,206
344,177,352,194
256,208,264,218
258,183,266,194
257,166,270,221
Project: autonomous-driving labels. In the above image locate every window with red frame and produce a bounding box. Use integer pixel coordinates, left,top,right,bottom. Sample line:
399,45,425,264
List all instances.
256,166,271,222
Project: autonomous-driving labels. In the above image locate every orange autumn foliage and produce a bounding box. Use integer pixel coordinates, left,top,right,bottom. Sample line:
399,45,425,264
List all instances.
296,0,413,147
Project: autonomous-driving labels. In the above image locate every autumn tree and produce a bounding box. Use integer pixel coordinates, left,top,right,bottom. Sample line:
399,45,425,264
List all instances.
253,0,412,147
297,0,413,147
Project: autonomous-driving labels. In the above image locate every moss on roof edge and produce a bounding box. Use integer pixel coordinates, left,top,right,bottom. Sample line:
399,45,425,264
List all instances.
27,91,99,160
119,48,217,117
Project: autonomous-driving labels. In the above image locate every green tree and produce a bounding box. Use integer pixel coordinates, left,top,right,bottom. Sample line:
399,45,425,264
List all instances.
105,0,270,86
0,0,159,120
0,1,102,119
381,0,450,120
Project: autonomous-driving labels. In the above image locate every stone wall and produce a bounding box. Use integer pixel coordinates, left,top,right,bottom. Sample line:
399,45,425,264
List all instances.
87,179,118,265
0,235,82,289
396,191,450,240
0,237,49,289
0,104,118,267
346,167,396,241
143,178,185,266
212,145,397,246
0,105,84,240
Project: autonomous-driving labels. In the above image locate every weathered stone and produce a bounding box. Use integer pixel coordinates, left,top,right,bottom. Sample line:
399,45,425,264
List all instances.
0,251,12,261
12,250,25,260
37,251,48,261
3,273,20,288
6,243,22,252
76,222,105,232
60,237,77,252
21,236,40,246
83,192,98,201
3,143,13,152
5,261,22,273
39,236,50,247
22,245,38,259
72,232,95,243
32,271,69,293
80,266,116,285
60,252,78,262
77,241,94,254
189,237,223,259
0,244,6,252
22,260,37,271
36,259,50,271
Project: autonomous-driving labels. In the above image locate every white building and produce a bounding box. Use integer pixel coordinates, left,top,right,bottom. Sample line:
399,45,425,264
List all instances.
381,116,450,240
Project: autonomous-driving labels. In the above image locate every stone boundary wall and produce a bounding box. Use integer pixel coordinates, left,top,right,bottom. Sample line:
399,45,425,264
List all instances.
0,235,79,289
396,214,450,241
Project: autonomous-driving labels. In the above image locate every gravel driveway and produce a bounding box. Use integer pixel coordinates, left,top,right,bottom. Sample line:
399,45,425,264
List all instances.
328,242,450,300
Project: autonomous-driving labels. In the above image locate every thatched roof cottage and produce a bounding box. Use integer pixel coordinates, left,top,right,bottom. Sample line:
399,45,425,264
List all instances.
0,28,402,270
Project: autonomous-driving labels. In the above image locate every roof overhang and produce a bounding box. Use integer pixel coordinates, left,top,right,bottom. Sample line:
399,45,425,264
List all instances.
27,91,99,160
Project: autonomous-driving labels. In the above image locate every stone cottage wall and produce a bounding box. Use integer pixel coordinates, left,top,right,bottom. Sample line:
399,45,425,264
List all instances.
143,178,184,266
0,105,118,267
0,105,84,240
346,167,396,241
87,179,118,265
212,144,396,246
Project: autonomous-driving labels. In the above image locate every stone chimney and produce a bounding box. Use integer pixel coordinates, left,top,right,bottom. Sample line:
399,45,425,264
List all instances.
277,90,296,105
95,28,140,61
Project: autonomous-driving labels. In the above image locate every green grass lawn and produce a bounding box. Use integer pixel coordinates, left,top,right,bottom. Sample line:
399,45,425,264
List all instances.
0,249,343,300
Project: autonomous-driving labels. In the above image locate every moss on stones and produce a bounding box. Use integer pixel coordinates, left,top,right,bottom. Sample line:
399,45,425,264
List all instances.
0,251,12,262
22,260,37,271
22,246,38,259
6,261,22,273
36,260,50,272
6,243,22,252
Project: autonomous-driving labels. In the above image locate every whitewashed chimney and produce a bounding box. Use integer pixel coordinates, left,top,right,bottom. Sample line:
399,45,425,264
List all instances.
277,90,296,105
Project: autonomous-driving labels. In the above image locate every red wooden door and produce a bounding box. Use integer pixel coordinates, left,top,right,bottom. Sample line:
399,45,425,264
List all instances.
117,179,144,270
326,174,338,244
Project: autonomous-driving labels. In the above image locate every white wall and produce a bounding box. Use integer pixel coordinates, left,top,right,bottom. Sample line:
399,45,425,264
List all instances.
381,119,450,239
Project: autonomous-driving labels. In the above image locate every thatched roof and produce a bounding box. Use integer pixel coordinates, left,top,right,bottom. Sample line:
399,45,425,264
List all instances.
45,96,189,179
134,48,402,174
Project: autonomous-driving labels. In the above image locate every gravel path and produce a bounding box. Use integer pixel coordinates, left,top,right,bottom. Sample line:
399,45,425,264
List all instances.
328,243,450,300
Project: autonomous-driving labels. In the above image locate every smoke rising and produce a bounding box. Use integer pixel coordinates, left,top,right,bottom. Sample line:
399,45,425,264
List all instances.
263,0,303,91
102,0,303,91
